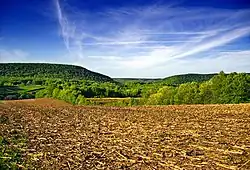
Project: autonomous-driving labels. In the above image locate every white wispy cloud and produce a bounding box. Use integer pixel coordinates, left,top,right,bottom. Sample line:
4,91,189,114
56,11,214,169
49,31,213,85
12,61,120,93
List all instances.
172,27,250,59
94,50,250,78
0,49,29,62
54,0,250,77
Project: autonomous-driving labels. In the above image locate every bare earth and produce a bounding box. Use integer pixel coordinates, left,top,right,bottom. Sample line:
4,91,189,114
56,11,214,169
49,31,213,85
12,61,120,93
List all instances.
1,99,250,169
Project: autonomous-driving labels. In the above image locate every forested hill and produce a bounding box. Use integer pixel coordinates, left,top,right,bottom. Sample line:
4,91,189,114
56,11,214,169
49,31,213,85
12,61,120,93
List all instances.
0,63,113,82
114,74,217,84
162,73,217,85
114,78,161,83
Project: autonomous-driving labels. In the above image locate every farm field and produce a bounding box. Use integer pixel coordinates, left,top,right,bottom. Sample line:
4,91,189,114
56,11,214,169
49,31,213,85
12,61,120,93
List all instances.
0,85,45,95
0,99,250,169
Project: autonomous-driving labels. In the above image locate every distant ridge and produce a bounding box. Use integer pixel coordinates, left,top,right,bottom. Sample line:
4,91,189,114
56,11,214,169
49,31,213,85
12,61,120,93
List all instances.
1,63,247,84
114,74,218,84
162,73,217,85
114,78,161,83
0,63,113,82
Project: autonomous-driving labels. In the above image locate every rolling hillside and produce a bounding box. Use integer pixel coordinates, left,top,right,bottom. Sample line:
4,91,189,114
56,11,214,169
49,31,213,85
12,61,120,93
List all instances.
114,78,161,83
162,73,217,85
114,74,217,84
0,63,113,82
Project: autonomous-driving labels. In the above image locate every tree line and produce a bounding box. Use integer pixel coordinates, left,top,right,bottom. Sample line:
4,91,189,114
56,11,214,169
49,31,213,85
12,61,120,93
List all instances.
146,72,250,105
34,72,250,105
1,71,250,106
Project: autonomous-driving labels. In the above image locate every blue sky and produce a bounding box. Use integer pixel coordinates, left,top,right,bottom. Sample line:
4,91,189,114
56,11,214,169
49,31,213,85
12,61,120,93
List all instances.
0,0,250,78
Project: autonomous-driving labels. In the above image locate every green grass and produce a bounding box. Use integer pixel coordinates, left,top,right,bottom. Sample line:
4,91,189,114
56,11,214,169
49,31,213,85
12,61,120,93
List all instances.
85,97,142,106
19,85,45,92
0,85,45,95
0,113,28,169
0,136,26,169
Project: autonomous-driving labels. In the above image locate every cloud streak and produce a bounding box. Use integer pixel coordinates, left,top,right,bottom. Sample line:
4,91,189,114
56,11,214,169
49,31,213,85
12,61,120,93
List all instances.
54,0,250,77
0,49,29,62
54,0,72,51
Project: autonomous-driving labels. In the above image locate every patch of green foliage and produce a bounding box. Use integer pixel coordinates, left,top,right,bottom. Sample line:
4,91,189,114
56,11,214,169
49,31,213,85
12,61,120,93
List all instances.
85,98,142,106
0,126,28,170
0,85,45,100
0,113,31,169
0,86,44,94
0,136,26,170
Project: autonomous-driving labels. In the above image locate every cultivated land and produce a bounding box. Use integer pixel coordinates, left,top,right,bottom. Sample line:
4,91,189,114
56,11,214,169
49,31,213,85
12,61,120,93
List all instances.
1,99,250,169
0,85,45,95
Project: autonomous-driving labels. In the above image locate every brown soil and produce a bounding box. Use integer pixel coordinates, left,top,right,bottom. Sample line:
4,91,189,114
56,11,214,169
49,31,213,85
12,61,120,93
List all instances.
1,99,250,169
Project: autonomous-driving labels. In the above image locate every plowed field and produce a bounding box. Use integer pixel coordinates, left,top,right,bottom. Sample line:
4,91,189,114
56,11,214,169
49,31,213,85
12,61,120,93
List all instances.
1,99,250,169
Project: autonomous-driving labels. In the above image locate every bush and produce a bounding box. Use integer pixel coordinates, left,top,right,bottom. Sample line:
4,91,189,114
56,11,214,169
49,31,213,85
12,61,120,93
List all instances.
76,95,87,105
18,93,35,99
35,89,48,98
0,95,4,100
4,95,18,100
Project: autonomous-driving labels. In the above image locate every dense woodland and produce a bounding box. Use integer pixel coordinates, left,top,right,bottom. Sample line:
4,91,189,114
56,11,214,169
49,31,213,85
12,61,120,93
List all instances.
32,72,250,105
1,63,250,105
162,73,217,85
0,63,113,82
147,72,250,105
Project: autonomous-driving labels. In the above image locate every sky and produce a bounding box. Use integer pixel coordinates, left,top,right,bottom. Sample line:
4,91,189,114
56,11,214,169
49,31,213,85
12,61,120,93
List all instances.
0,0,250,78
